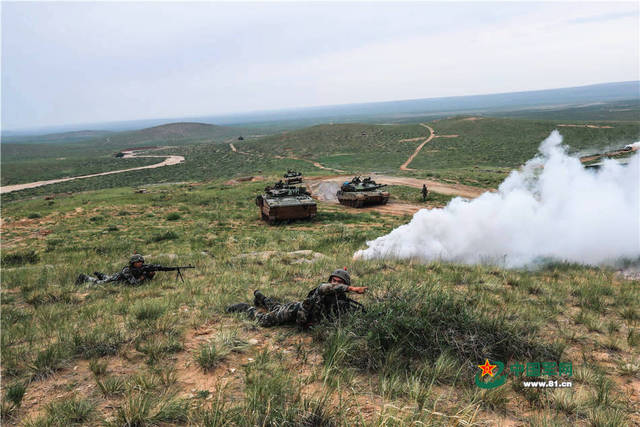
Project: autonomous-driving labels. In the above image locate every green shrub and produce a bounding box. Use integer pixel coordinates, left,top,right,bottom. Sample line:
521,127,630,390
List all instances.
195,341,227,372
89,359,108,376
166,212,181,221
2,250,40,267
35,396,96,426
71,326,126,359
4,383,26,408
27,212,41,219
30,343,68,379
96,376,126,397
318,288,562,377
149,230,179,242
132,301,167,322
115,393,190,426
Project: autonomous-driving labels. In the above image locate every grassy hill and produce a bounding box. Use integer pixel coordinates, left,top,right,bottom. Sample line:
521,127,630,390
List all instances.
3,117,638,201
100,122,247,148
1,130,115,144
0,122,255,188
1,180,638,425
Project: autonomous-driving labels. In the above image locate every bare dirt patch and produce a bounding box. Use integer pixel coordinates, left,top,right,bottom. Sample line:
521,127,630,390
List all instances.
223,176,265,186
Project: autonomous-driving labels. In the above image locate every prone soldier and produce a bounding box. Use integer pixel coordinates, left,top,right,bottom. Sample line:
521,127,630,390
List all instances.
76,254,193,286
226,268,367,328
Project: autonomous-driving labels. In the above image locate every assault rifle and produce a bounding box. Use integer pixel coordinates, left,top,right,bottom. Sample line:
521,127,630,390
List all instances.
141,264,195,282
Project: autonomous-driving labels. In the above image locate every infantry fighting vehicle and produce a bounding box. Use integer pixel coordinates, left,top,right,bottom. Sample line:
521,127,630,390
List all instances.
337,176,389,208
283,169,303,184
256,181,317,222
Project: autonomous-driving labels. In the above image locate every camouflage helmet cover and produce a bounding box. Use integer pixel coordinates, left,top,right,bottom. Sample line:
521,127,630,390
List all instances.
328,268,351,286
130,254,145,265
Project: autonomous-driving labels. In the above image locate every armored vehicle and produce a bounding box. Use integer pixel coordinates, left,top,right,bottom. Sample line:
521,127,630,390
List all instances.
337,176,389,208
256,181,317,222
283,169,303,184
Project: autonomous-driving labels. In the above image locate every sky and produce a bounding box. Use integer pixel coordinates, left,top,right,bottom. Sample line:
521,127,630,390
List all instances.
2,1,639,131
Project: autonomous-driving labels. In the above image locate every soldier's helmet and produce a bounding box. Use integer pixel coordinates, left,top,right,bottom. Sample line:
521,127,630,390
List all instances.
328,268,351,286
130,254,145,265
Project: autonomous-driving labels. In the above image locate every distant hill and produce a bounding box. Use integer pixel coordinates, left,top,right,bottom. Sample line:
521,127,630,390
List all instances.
3,122,251,148
2,130,114,144
120,122,231,139
98,122,247,147
193,81,640,126
4,81,637,136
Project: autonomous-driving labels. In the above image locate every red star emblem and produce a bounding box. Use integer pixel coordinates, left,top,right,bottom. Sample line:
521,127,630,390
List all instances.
478,359,497,377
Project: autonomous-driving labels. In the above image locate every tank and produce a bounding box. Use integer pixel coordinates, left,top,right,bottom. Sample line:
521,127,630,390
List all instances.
255,180,317,223
337,176,389,208
283,169,303,184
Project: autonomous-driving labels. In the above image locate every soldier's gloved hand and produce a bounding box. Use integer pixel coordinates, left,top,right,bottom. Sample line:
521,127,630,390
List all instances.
146,271,156,279
348,286,367,294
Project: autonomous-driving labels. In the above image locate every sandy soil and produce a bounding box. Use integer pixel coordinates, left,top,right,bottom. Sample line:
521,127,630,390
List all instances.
1,148,185,194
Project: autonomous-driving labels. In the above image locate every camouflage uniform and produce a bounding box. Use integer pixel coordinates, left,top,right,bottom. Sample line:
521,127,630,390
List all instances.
227,269,363,328
76,254,152,286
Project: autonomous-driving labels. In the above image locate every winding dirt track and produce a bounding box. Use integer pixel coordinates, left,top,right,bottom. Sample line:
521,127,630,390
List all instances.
273,155,345,173
400,123,458,171
400,124,435,171
0,149,185,194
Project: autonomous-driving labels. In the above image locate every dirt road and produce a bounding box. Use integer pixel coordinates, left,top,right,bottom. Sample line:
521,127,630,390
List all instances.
306,174,487,199
1,149,185,194
557,124,613,129
400,124,435,171
400,124,458,171
272,155,345,173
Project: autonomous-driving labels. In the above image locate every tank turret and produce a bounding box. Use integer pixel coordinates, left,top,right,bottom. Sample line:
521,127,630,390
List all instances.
283,169,303,184
337,176,389,208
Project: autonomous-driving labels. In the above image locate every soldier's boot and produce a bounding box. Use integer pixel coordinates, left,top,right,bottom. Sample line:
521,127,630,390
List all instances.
94,272,108,280
226,303,251,313
226,303,256,320
75,274,90,285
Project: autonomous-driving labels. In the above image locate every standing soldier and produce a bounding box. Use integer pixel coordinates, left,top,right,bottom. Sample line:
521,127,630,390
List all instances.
422,184,428,201
226,268,367,328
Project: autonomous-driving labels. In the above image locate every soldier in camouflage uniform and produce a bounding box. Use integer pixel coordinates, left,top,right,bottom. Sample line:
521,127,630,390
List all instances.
226,268,367,327
75,254,156,286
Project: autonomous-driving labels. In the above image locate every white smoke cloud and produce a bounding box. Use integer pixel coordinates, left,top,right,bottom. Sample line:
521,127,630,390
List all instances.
354,131,640,268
